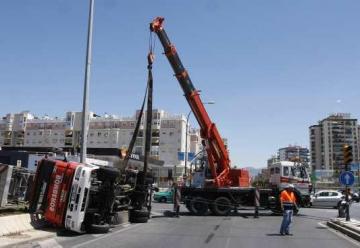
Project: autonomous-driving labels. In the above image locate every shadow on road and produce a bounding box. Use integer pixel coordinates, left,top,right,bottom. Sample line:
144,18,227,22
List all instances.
266,233,285,236
295,214,333,222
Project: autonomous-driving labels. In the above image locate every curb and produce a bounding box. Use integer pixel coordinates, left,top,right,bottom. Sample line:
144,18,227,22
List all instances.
327,220,360,242
1,231,56,248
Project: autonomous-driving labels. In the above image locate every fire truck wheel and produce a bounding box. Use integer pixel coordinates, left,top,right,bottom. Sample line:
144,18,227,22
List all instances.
190,197,208,215
97,167,120,182
211,197,232,215
89,224,110,234
129,216,148,223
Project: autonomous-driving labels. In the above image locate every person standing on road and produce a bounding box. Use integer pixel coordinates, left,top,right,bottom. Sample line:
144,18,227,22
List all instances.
279,184,298,235
173,182,181,217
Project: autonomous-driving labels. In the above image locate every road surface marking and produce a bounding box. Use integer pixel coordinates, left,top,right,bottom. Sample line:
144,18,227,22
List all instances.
204,233,215,243
151,211,163,216
38,238,63,248
72,224,140,248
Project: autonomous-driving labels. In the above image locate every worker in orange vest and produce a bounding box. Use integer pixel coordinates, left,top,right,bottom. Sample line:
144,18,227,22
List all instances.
279,184,298,235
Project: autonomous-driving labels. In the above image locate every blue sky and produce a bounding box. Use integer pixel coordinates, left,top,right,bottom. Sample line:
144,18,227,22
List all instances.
1,1,360,168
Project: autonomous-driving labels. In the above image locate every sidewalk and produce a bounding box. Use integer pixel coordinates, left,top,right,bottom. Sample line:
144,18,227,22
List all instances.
0,211,130,247
0,229,55,248
327,218,360,242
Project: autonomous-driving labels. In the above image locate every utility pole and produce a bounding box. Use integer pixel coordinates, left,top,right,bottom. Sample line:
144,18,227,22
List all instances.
80,0,95,163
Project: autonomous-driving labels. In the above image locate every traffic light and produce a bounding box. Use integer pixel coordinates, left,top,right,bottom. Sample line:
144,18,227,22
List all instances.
343,144,353,166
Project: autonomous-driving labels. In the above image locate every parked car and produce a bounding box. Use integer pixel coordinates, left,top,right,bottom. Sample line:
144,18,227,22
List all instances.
310,190,344,208
153,188,173,203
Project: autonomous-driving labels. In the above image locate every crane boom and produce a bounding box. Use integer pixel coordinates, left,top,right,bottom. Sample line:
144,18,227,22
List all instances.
150,17,231,187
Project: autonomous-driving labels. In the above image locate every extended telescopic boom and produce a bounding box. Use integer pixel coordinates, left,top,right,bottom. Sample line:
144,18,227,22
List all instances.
150,17,231,187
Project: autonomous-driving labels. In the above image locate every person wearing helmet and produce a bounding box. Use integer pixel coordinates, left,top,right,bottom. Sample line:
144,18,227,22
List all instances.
279,184,298,235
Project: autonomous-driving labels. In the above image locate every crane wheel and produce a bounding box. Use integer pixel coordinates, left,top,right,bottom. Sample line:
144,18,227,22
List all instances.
129,209,149,223
190,197,208,215
210,197,232,216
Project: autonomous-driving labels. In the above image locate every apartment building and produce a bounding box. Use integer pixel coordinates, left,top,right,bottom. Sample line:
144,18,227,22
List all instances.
0,110,202,179
309,113,359,172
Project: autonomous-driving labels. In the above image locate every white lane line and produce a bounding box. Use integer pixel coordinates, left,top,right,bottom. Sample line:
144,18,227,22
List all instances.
318,222,360,247
151,211,163,216
38,238,63,248
224,237,230,248
73,224,140,248
92,224,132,238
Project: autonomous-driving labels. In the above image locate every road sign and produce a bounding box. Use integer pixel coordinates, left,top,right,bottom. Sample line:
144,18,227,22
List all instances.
339,171,355,186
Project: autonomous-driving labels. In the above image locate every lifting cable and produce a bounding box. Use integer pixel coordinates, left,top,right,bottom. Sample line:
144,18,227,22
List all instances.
123,31,156,173
143,31,156,178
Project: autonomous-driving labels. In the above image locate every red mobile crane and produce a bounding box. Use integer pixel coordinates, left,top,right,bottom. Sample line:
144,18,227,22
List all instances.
150,17,301,215
150,17,249,188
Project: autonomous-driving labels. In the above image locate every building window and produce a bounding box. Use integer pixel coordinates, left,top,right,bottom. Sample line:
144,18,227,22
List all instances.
98,132,101,137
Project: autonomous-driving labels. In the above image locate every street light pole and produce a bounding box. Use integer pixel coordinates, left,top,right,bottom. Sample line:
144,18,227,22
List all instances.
80,0,95,163
184,110,192,177
183,101,214,185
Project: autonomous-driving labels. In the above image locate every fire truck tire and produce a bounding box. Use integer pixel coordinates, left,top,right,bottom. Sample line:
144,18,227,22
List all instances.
190,197,208,215
129,216,148,223
97,167,119,182
210,197,232,215
89,224,110,234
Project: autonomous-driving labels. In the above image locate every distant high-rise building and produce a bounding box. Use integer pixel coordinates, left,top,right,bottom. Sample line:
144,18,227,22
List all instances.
278,145,309,163
309,113,359,173
267,145,309,168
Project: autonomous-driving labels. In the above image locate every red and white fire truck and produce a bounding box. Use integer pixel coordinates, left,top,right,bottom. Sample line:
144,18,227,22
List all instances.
29,159,120,233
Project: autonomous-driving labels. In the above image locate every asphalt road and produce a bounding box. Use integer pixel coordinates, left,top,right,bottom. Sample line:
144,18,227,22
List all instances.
16,202,360,248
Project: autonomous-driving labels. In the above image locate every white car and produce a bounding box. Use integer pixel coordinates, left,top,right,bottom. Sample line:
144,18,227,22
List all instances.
310,190,344,208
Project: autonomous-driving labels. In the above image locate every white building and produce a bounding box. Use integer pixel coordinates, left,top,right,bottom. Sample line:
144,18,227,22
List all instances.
0,110,203,179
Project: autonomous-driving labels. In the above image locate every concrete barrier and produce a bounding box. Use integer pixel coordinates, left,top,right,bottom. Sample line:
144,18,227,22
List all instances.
0,214,33,236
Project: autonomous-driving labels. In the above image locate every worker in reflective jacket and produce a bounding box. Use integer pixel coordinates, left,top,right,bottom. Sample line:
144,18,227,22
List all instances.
279,184,298,235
